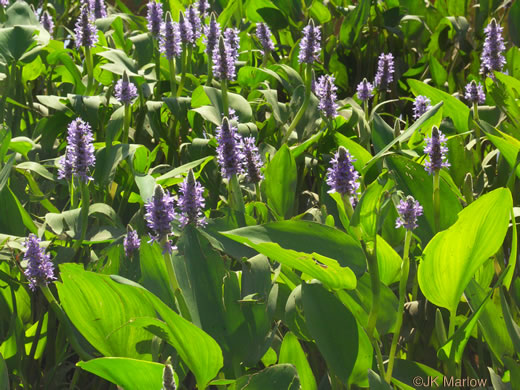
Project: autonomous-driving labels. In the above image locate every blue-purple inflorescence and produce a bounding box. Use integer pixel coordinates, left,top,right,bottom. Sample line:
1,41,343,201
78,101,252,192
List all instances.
114,73,138,105
40,11,54,35
177,170,206,228
186,6,201,45
224,27,240,62
424,126,450,174
23,235,56,291
326,146,360,196
256,22,275,55
213,35,236,81
316,75,339,119
356,78,374,101
195,0,209,18
75,5,98,48
58,118,96,182
216,117,243,179
203,13,220,60
298,19,321,64
90,0,107,19
146,0,163,38
464,80,486,104
1,0,8,8
413,95,431,120
481,18,506,77
374,53,395,92
395,196,423,230
163,364,176,390
178,12,193,46
160,12,182,60
144,185,176,253
240,137,264,183
124,227,141,257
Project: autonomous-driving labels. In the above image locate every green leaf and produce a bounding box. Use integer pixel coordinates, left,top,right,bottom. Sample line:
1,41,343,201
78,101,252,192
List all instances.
408,79,469,132
368,370,393,390
418,188,512,312
500,287,520,357
390,360,444,389
279,332,317,390
0,352,8,390
376,235,402,286
264,145,297,219
339,0,371,50
302,283,372,386
203,86,253,122
334,133,372,172
509,0,520,48
234,364,300,390
77,358,164,390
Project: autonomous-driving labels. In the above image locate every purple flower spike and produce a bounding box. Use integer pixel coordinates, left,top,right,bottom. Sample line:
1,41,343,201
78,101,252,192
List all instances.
424,126,450,174
163,364,176,390
213,35,236,81
177,170,206,228
23,235,56,291
203,13,220,60
256,22,275,55
114,72,138,105
58,118,96,182
1,0,8,8
316,74,339,119
413,95,431,120
160,12,182,60
357,78,374,101
326,146,360,196
144,185,176,253
40,11,54,35
195,0,210,18
240,137,264,183
374,53,395,92
186,6,201,45
75,5,98,48
481,18,506,77
216,117,243,179
178,11,193,46
224,27,240,62
146,0,163,38
464,81,486,104
91,0,107,19
395,196,423,230
298,19,321,64
124,227,141,257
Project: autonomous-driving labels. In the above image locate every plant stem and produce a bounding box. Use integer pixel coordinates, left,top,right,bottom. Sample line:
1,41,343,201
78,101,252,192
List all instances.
72,181,90,253
281,63,312,144
84,46,94,95
168,58,177,97
228,174,246,226
255,182,262,202
206,58,213,85
433,171,440,233
385,229,412,383
473,102,482,160
122,103,131,144
161,238,180,295
365,243,381,339
221,79,229,117
177,46,187,97
155,47,161,98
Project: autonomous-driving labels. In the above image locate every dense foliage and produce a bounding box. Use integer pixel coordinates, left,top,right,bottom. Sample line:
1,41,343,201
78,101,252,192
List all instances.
1,0,520,389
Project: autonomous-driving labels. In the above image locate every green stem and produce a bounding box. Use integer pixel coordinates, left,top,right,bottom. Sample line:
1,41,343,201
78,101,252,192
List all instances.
40,285,92,361
161,239,180,295
228,174,246,226
177,47,187,97
206,58,213,85
365,243,381,339
155,48,161,98
433,171,440,233
72,181,90,253
168,58,177,97
255,182,262,203
122,103,131,144
221,79,229,117
281,63,312,144
372,338,386,381
473,102,482,160
385,229,412,383
84,46,94,95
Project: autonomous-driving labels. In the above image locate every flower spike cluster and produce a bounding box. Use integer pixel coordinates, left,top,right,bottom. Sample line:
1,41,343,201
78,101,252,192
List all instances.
58,118,96,182
23,235,56,291
146,0,163,38
413,95,431,120
240,137,264,183
90,0,107,19
114,72,138,105
144,185,176,253
395,196,423,230
298,19,321,64
374,53,395,92
195,0,209,18
424,126,450,174
160,12,181,60
213,36,236,81
216,117,243,178
124,227,141,257
41,11,54,35
177,170,206,228
481,18,506,77
203,13,221,59
464,81,486,104
186,6,201,45
256,22,275,55
178,11,193,46
75,5,98,48
357,78,374,101
326,146,360,196
224,27,240,62
316,75,339,119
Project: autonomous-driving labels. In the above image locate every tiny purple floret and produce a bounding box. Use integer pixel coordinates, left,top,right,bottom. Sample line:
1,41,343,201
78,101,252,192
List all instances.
413,95,431,120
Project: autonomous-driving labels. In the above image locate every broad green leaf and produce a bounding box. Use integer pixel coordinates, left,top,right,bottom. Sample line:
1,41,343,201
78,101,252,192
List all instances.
390,360,444,389
376,235,402,286
0,186,37,235
368,370,392,390
418,188,512,312
334,133,372,172
203,86,253,122
279,332,317,390
408,79,469,132
339,0,371,50
234,364,300,390
500,287,520,357
0,352,8,390
487,128,520,180
264,145,297,219
77,358,164,390
302,283,372,386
